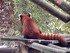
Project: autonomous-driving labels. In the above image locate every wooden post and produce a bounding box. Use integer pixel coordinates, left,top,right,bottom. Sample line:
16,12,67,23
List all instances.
19,42,40,53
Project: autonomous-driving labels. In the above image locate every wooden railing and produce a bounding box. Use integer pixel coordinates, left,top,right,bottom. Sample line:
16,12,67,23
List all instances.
1,35,70,53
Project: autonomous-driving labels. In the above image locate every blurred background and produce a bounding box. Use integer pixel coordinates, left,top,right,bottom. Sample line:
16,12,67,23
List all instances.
0,0,70,48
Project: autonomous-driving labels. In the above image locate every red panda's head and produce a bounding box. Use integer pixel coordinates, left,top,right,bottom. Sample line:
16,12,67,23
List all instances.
19,14,41,36
19,14,32,25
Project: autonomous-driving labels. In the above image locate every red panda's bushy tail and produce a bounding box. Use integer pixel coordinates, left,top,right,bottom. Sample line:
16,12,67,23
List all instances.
36,33,67,47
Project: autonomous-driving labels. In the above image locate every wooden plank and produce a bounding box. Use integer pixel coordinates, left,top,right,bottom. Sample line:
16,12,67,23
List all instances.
48,44,70,51
1,36,70,44
19,42,40,53
1,36,70,53
27,42,67,53
60,34,70,38
0,48,17,53
18,41,70,53
1,37,59,44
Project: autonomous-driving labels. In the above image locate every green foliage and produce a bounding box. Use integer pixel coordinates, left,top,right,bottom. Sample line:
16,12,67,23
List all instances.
13,0,70,34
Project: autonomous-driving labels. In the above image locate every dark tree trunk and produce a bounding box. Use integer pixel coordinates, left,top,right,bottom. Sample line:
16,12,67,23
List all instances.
30,0,70,23
49,0,70,15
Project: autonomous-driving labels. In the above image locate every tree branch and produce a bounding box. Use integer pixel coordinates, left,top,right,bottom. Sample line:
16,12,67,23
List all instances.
1,36,58,44
49,0,70,15
30,0,70,23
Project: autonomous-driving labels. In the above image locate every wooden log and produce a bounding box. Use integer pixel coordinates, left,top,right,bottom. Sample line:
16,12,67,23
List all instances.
30,0,70,23
0,48,17,53
1,35,70,44
48,44,70,51
1,35,70,45
20,42,40,53
59,34,70,38
49,0,70,14
26,47,40,53
20,45,28,53
1,36,70,53
20,42,70,53
1,37,59,44
27,42,67,53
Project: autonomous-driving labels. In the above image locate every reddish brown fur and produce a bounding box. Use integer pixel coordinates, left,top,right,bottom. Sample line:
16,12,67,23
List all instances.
20,14,67,46
20,14,41,38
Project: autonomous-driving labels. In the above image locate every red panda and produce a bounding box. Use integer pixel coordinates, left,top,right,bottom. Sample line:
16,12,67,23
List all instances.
19,14,67,46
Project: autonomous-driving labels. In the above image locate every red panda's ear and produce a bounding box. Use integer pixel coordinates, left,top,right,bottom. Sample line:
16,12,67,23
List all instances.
19,15,23,25
19,15,23,21
18,14,22,20
20,15,23,18
28,13,32,18
28,14,31,17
